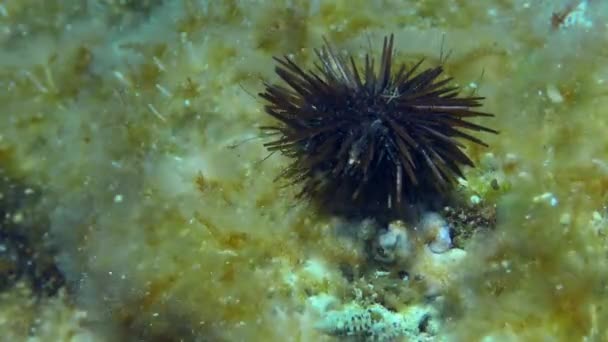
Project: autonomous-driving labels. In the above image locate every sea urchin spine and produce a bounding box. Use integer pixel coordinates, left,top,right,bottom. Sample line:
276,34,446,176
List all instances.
259,34,497,214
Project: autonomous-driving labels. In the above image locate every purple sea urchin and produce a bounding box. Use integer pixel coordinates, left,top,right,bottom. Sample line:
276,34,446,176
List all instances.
259,34,497,215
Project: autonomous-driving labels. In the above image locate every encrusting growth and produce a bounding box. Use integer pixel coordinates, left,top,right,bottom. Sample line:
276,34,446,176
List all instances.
259,34,497,215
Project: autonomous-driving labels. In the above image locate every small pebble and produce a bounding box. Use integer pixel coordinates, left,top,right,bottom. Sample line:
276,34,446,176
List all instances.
420,213,452,254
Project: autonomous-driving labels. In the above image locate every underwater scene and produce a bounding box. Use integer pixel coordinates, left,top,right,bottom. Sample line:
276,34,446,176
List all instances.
1,0,607,341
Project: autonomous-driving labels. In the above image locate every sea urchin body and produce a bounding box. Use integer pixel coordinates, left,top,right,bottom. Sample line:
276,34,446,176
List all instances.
259,34,497,214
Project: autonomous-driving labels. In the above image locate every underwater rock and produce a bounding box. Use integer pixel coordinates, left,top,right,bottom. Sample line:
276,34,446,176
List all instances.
315,302,439,342
315,304,437,342
412,247,467,297
0,174,64,296
373,220,412,265
0,234,22,291
419,212,452,254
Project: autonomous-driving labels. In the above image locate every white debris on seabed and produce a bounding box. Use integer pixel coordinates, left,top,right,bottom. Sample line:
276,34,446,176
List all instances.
590,210,608,234
315,302,440,342
546,84,564,103
307,293,339,314
532,192,559,207
470,195,482,205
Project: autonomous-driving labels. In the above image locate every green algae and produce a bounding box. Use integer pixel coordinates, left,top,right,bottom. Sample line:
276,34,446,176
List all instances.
1,0,608,341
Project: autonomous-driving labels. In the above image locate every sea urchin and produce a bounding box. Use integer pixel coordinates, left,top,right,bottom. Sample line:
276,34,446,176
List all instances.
259,34,497,214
